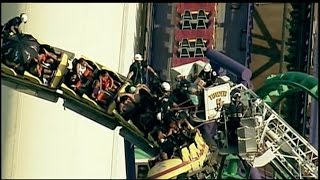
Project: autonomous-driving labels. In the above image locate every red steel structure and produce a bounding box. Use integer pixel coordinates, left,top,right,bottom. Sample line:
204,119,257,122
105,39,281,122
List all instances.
172,3,217,67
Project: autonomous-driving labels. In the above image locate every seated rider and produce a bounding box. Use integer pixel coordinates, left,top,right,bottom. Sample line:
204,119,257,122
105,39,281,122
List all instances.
38,44,61,64
69,72,81,89
116,93,137,119
28,45,60,80
194,63,218,89
154,125,178,160
76,58,94,81
91,80,108,107
99,70,117,93
120,83,154,108
29,55,54,85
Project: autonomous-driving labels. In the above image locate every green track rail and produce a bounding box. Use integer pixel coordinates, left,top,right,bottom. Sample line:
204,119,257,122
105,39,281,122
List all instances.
256,72,318,104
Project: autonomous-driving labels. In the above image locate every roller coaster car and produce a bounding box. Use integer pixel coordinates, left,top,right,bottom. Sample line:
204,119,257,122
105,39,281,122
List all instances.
112,86,160,146
1,51,69,102
60,55,131,128
60,56,159,151
147,132,216,179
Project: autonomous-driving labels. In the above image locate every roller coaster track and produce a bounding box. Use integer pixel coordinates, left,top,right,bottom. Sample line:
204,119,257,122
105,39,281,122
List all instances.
232,83,318,179
255,71,318,104
255,72,318,141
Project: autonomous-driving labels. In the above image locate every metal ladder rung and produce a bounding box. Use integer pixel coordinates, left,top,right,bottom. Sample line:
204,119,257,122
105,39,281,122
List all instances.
233,83,318,178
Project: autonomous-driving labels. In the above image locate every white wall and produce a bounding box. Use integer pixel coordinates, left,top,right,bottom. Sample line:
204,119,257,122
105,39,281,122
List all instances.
1,3,139,179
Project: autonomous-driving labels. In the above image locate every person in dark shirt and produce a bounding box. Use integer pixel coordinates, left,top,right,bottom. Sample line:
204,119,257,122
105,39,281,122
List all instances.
2,13,28,36
195,63,218,89
175,75,191,91
227,92,245,145
158,82,179,112
127,54,158,85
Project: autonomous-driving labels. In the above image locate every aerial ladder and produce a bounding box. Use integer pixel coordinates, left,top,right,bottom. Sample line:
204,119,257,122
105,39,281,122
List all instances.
230,83,318,179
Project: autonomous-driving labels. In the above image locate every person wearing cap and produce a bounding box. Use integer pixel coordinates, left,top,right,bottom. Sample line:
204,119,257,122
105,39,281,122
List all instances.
127,53,158,85
195,63,218,89
2,13,28,36
227,92,245,145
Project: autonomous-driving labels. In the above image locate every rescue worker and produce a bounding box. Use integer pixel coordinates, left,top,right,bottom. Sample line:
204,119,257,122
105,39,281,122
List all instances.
116,93,137,119
158,82,178,112
2,13,28,37
127,54,158,85
175,75,190,91
173,75,191,104
227,92,245,145
194,63,218,89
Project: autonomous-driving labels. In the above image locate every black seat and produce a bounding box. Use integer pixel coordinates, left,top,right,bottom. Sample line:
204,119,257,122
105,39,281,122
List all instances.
196,19,207,29
181,39,190,48
182,10,192,20
196,38,205,47
181,20,192,30
180,48,190,58
195,47,204,57
197,9,208,20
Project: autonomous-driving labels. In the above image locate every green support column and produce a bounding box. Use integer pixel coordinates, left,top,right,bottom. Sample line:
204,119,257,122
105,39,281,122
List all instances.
221,154,246,179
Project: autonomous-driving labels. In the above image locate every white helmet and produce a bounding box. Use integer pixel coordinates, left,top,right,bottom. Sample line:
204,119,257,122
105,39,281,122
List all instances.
161,82,171,92
156,112,162,121
134,54,143,61
129,86,136,93
20,13,28,23
204,63,212,72
232,92,241,101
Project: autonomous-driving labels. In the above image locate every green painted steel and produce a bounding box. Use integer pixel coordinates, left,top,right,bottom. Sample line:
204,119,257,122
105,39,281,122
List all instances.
135,148,151,160
270,88,301,108
256,71,318,101
221,154,246,179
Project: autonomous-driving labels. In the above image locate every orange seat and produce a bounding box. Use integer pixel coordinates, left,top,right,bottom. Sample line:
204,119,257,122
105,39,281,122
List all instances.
83,69,93,77
75,81,83,89
97,91,106,101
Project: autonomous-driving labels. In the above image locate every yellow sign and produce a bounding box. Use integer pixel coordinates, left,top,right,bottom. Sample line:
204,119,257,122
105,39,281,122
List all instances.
208,91,228,100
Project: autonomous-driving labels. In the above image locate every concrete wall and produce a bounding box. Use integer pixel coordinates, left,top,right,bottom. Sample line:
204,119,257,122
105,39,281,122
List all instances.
1,3,140,179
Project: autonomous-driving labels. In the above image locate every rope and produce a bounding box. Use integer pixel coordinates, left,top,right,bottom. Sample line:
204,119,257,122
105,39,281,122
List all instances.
177,99,191,107
170,105,196,111
194,119,217,129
